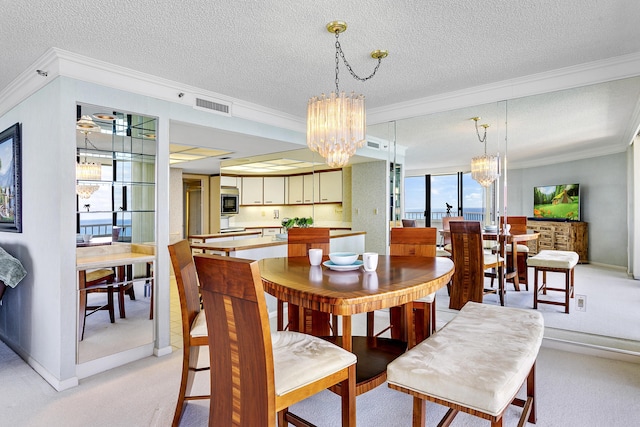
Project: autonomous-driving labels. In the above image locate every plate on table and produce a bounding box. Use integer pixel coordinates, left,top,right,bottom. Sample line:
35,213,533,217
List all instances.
323,260,363,271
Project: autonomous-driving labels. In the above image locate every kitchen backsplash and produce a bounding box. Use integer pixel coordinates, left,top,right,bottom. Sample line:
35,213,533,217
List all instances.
230,203,348,228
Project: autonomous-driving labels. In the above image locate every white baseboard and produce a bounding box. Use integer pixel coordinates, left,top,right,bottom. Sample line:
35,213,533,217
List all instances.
76,343,154,379
542,337,640,364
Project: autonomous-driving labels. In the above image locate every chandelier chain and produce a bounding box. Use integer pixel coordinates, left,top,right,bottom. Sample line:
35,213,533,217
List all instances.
474,120,488,146
334,32,383,93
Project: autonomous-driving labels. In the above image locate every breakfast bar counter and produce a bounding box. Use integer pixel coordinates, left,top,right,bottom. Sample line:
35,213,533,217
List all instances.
188,230,263,243
190,230,365,260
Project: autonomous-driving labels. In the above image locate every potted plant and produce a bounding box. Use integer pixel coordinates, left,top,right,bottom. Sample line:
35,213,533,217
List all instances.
295,217,314,228
281,218,295,232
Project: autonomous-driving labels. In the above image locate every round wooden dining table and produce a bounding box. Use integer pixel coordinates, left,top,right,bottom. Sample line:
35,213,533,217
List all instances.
259,255,454,395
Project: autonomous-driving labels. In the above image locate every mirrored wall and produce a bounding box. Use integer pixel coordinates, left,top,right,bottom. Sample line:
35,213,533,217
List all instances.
368,77,640,350
75,103,157,363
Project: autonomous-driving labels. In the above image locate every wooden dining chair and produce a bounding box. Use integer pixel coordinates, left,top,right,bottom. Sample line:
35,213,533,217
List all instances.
501,215,530,289
442,215,464,249
79,268,116,341
485,216,528,292
448,221,502,310
168,240,209,427
194,253,356,427
401,219,417,227
280,227,334,336
368,227,438,343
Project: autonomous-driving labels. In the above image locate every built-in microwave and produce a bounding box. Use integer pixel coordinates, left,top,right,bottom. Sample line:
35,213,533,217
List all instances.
221,187,240,215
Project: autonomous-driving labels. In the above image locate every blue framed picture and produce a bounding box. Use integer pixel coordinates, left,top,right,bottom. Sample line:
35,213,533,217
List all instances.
0,123,22,232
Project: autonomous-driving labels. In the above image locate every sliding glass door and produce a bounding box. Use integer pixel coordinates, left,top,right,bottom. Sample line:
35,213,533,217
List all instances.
404,172,484,228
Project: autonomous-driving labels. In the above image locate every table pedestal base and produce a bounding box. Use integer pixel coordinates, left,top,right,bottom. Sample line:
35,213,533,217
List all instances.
323,336,407,395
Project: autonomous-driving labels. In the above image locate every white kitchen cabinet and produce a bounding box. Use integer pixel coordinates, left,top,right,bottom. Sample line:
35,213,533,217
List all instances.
303,173,320,204
319,170,342,203
241,177,263,205
220,175,239,187
263,176,285,205
288,175,304,204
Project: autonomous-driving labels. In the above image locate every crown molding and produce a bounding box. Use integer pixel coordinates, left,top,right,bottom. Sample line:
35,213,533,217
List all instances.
509,145,628,171
405,144,628,176
0,48,305,133
368,52,640,125
0,49,60,117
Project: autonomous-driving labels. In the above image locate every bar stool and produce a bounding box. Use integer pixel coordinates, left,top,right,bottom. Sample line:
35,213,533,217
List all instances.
528,250,579,313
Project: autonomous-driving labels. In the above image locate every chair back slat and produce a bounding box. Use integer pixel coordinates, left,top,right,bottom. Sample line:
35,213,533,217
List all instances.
390,227,437,257
287,228,330,257
195,254,275,426
448,221,485,310
168,240,203,336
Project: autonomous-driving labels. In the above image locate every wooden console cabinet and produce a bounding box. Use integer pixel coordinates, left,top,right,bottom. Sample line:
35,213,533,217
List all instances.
526,220,588,263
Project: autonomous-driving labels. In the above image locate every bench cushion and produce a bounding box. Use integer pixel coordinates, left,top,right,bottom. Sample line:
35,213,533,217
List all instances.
387,302,543,416
528,250,578,269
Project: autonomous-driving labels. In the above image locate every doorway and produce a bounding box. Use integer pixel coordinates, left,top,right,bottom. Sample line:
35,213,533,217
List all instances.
183,179,202,236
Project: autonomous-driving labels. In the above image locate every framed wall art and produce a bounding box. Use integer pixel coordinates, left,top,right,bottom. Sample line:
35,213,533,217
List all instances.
0,123,22,232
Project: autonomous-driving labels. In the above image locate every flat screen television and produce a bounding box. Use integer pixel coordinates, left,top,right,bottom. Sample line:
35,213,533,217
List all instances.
532,183,580,221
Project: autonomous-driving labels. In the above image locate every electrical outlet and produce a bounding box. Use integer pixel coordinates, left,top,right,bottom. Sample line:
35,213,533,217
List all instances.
576,294,587,312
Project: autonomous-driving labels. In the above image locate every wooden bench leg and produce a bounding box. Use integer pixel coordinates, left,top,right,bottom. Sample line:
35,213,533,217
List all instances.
528,362,537,424
533,267,539,309
412,397,425,427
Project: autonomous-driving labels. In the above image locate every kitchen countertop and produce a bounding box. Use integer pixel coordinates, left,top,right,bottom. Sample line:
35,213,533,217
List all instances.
190,230,365,254
243,225,353,230
188,230,263,242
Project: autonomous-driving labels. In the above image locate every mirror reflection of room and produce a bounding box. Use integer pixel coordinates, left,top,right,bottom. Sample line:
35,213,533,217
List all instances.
371,78,640,350
75,103,157,363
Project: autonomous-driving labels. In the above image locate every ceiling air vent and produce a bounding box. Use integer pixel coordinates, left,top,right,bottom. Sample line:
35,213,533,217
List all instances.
194,97,232,116
366,140,381,150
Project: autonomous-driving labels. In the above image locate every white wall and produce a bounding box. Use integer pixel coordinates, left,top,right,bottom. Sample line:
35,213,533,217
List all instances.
507,152,628,267
0,73,312,389
632,139,639,278
0,78,72,387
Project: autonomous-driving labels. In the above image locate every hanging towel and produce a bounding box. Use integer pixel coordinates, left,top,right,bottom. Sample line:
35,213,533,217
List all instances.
0,246,27,288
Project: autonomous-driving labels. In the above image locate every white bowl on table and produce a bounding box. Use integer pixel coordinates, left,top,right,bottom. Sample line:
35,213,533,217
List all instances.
328,252,358,265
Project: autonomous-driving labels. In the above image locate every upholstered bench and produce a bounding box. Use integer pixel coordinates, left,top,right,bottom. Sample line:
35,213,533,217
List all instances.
528,250,579,314
387,302,544,426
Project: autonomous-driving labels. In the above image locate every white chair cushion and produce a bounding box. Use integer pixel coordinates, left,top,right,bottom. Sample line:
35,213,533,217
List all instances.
483,252,504,268
416,292,435,304
272,331,357,396
436,248,451,257
189,309,208,338
387,302,543,417
504,243,530,253
528,250,578,269
86,268,114,283
443,243,452,252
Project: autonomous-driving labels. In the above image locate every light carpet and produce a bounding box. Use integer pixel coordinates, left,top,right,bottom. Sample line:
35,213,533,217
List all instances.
2,338,640,426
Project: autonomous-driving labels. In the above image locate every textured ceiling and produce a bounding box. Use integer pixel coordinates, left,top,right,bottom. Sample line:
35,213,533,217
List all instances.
2,0,640,174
